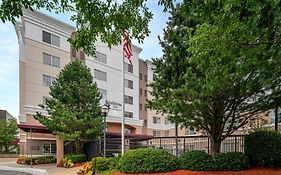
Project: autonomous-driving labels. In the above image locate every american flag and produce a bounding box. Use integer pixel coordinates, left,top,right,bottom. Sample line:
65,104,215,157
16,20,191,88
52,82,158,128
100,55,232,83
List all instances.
123,31,133,64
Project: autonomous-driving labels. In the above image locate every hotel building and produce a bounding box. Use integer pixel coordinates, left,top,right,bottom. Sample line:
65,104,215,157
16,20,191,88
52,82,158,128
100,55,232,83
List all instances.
16,8,276,161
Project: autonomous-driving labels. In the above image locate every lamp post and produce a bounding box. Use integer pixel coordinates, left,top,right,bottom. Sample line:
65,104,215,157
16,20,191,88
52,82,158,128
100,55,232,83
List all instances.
101,103,109,157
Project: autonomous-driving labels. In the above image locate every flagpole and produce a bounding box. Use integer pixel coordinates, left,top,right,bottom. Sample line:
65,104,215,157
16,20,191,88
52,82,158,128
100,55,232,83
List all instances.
121,49,125,155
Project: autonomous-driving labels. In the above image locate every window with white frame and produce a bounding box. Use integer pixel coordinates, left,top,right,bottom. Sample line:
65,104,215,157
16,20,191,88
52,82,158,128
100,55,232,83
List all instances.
125,111,133,118
125,79,133,89
42,142,56,154
94,69,107,81
95,51,107,63
43,53,60,67
153,116,161,124
43,75,56,87
165,131,169,137
124,63,133,73
185,126,195,135
153,130,160,137
99,88,107,99
124,95,133,105
42,31,60,47
165,117,170,125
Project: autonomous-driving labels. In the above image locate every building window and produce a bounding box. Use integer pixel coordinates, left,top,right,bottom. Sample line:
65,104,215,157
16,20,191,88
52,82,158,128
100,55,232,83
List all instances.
153,73,157,81
140,88,143,95
43,142,56,154
125,79,133,89
43,75,55,87
99,89,107,99
43,53,60,68
124,63,133,73
153,116,161,124
139,73,142,80
42,31,60,47
125,111,133,118
153,130,160,137
144,75,147,82
139,104,143,110
165,117,170,125
144,105,147,111
124,95,133,105
165,131,169,137
94,69,107,81
95,51,107,63
144,90,147,97
185,126,195,135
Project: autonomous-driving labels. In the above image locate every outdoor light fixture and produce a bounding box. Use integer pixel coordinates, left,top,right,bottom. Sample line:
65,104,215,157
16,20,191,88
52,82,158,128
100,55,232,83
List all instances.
101,101,110,157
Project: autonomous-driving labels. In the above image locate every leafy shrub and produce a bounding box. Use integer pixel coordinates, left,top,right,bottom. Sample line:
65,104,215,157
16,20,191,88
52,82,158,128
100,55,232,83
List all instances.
16,156,26,164
77,162,93,175
92,157,110,171
60,157,74,168
215,152,249,171
117,148,178,173
64,153,86,163
108,155,121,170
24,156,55,165
179,150,213,171
245,130,281,167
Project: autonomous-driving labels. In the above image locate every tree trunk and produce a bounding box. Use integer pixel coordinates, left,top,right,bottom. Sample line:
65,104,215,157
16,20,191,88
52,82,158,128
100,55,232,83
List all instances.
210,137,221,157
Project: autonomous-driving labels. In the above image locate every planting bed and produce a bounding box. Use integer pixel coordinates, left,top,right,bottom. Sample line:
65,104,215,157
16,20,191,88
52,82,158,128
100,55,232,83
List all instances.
112,168,281,175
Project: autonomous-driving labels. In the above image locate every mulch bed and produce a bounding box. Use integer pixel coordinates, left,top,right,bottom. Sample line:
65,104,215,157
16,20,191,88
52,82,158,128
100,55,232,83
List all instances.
73,162,85,167
112,168,281,175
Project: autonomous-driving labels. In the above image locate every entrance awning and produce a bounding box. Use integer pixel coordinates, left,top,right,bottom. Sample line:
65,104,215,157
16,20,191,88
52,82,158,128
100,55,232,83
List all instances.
106,131,153,139
18,124,51,134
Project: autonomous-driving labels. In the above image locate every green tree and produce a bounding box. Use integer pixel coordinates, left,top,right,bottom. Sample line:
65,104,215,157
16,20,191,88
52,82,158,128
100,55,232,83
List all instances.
148,1,281,156
0,119,18,153
34,60,103,153
0,0,174,56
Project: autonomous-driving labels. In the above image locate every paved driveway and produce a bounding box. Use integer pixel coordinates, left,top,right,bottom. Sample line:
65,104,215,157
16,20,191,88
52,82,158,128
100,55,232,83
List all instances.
0,158,83,175
0,170,32,175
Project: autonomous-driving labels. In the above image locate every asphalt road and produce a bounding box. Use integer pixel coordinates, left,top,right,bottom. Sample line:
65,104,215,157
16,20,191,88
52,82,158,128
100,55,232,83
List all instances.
0,170,32,175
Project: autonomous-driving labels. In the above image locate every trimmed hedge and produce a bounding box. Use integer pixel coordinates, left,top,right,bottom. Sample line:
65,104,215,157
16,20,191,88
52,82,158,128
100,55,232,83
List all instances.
25,156,55,165
117,148,178,173
179,150,213,171
92,157,111,171
64,153,86,163
245,130,281,167
215,152,249,171
109,155,121,170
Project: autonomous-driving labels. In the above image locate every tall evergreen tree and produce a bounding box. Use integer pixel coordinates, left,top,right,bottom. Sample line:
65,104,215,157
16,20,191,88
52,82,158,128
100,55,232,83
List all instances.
35,60,103,153
149,1,281,156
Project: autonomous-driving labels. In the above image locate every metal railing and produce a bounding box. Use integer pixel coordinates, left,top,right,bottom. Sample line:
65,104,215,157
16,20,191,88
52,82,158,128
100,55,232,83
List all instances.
99,135,245,157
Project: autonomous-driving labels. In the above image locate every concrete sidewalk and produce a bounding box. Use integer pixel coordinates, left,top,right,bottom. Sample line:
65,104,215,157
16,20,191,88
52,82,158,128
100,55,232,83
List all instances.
0,158,83,175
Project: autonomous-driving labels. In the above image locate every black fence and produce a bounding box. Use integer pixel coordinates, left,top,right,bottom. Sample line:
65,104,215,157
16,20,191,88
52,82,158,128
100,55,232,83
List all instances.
96,135,245,157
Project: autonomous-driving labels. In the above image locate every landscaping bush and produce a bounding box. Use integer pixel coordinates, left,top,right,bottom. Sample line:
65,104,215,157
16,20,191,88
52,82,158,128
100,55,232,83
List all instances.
117,148,178,173
245,130,281,167
92,157,111,171
16,156,26,164
179,150,213,171
64,153,86,163
108,155,121,170
215,152,249,171
77,162,93,175
24,156,55,165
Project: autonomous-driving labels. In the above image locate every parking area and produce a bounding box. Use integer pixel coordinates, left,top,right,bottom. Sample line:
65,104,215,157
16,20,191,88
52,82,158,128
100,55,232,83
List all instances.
0,158,83,175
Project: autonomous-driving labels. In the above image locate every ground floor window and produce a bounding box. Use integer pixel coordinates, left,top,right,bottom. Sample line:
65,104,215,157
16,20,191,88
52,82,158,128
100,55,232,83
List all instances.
43,142,56,154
